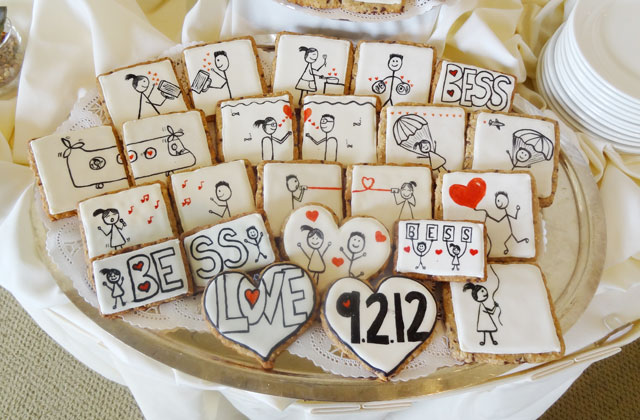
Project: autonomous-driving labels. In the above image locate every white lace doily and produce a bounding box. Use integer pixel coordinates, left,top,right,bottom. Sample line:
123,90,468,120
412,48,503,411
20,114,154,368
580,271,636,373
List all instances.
43,42,461,380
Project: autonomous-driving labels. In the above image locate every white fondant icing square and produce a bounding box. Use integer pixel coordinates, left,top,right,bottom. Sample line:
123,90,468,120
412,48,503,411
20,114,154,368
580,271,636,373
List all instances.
30,126,130,216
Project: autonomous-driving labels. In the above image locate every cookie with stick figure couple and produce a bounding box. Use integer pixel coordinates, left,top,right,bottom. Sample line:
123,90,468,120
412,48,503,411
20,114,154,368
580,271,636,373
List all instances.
183,36,268,119
393,219,488,282
281,203,391,292
351,41,435,106
345,163,433,233
77,182,178,261
272,32,354,107
435,170,542,261
97,58,189,134
443,263,564,363
464,111,560,207
216,93,298,165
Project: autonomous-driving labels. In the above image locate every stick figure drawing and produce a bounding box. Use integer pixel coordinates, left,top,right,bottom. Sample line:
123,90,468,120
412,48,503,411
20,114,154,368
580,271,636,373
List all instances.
100,268,126,310
125,73,178,119
390,181,417,219
254,117,292,160
93,208,128,250
393,114,447,172
304,114,338,161
295,46,328,104
371,54,411,106
475,191,529,255
297,225,331,282
339,232,366,279
463,266,502,345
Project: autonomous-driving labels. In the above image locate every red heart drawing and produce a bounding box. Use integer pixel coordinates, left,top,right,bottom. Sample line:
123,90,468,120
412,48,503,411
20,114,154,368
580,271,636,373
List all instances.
449,69,458,76
146,150,153,156
447,89,455,97
129,154,134,160
332,257,344,267
470,249,479,256
132,261,144,271
368,77,372,81
375,231,387,242
138,281,150,292
435,249,443,255
306,210,319,222
403,246,411,253
375,77,379,80
244,289,260,308
361,176,375,190
282,104,293,119
342,299,351,308
400,75,404,79
449,177,487,209
303,108,312,122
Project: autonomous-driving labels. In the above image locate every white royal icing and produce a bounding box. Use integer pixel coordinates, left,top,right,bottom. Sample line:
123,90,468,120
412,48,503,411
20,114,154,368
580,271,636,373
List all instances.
384,105,466,172
324,276,437,376
471,113,557,198
301,95,377,165
202,263,315,360
183,212,277,288
450,263,561,354
98,59,188,133
170,160,256,232
122,110,212,184
432,61,515,112
273,34,351,106
93,239,189,315
78,183,175,260
183,39,264,117
220,95,294,165
441,172,536,259
261,162,343,234
349,164,432,232
395,220,485,279
282,204,390,292
354,42,434,106
31,126,129,216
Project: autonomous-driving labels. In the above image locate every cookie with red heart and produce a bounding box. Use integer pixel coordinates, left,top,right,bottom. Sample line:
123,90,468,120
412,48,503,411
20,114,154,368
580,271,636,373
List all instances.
281,203,391,292
202,262,317,369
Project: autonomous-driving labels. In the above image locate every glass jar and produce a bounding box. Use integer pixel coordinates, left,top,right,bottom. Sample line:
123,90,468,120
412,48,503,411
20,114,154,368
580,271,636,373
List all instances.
0,18,24,97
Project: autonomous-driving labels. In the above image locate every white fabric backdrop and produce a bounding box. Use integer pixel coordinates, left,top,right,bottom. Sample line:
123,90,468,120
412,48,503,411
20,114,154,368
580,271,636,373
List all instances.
1,0,639,419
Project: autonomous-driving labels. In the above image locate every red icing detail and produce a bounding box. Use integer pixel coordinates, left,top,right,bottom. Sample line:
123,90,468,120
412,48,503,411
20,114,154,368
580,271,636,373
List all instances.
361,176,375,190
305,210,319,222
283,104,293,119
132,261,144,271
470,249,479,256
403,246,411,253
449,69,458,76
447,90,455,97
375,231,387,242
449,177,487,209
303,108,312,122
244,289,260,308
435,249,443,255
138,281,150,292
342,299,350,308
332,257,344,267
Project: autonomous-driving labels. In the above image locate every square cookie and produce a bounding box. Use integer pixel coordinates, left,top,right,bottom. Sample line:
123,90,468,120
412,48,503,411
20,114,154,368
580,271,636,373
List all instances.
301,94,378,164
91,238,192,317
379,104,466,174
436,171,541,261
352,41,435,106
272,32,353,107
444,263,564,363
169,160,256,232
394,220,487,282
78,182,177,260
183,37,267,118
122,110,214,184
431,60,516,112
29,126,131,220
216,93,297,165
342,0,406,13
257,161,344,234
346,163,432,233
182,211,279,289
98,58,189,133
465,112,560,207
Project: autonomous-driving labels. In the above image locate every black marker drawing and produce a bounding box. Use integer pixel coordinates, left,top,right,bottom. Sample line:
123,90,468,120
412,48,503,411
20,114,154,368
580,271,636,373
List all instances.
254,117,292,161
339,232,367,279
100,268,126,310
209,181,232,218
297,225,331,282
190,51,232,99
127,125,196,179
295,47,344,104
446,242,468,271
475,192,529,255
305,114,338,161
488,119,505,130
353,118,362,127
390,181,417,219
393,114,447,172
371,54,411,106
125,73,180,119
463,265,502,345
244,227,267,263
59,137,127,189
507,129,554,169
404,222,434,270
93,208,128,250
286,175,307,210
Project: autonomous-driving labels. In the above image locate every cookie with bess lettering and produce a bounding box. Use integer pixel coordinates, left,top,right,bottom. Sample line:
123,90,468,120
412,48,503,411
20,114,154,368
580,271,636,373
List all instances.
202,262,317,369
321,276,438,380
281,203,391,292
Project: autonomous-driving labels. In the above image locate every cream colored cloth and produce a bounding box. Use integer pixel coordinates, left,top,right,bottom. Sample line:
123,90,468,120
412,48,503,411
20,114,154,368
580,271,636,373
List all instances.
1,1,639,419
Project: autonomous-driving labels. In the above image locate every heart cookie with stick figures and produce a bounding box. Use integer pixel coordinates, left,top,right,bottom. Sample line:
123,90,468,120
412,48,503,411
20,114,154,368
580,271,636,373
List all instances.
202,262,317,369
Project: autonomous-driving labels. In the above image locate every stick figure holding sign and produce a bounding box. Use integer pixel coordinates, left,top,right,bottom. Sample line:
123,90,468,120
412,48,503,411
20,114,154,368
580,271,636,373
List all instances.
406,222,436,270
443,225,471,271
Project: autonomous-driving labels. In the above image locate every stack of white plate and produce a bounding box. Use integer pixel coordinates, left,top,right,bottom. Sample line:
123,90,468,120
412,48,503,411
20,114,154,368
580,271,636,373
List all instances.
537,0,640,153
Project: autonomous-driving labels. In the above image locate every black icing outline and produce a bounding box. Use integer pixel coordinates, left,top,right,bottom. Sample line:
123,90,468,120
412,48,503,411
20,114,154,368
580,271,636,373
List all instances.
303,99,376,108
220,98,289,109
322,275,437,377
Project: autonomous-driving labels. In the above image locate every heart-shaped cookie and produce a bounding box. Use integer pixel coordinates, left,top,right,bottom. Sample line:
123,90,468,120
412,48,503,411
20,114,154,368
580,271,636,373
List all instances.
282,204,391,292
322,276,438,380
202,263,317,369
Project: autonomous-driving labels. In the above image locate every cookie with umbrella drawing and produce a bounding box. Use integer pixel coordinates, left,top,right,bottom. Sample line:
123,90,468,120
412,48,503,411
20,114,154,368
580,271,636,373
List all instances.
507,129,555,170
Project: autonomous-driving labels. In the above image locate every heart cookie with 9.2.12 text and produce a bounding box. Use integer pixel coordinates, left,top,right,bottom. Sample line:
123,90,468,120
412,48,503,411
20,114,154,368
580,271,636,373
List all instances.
202,262,317,369
321,276,438,380
281,204,391,293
